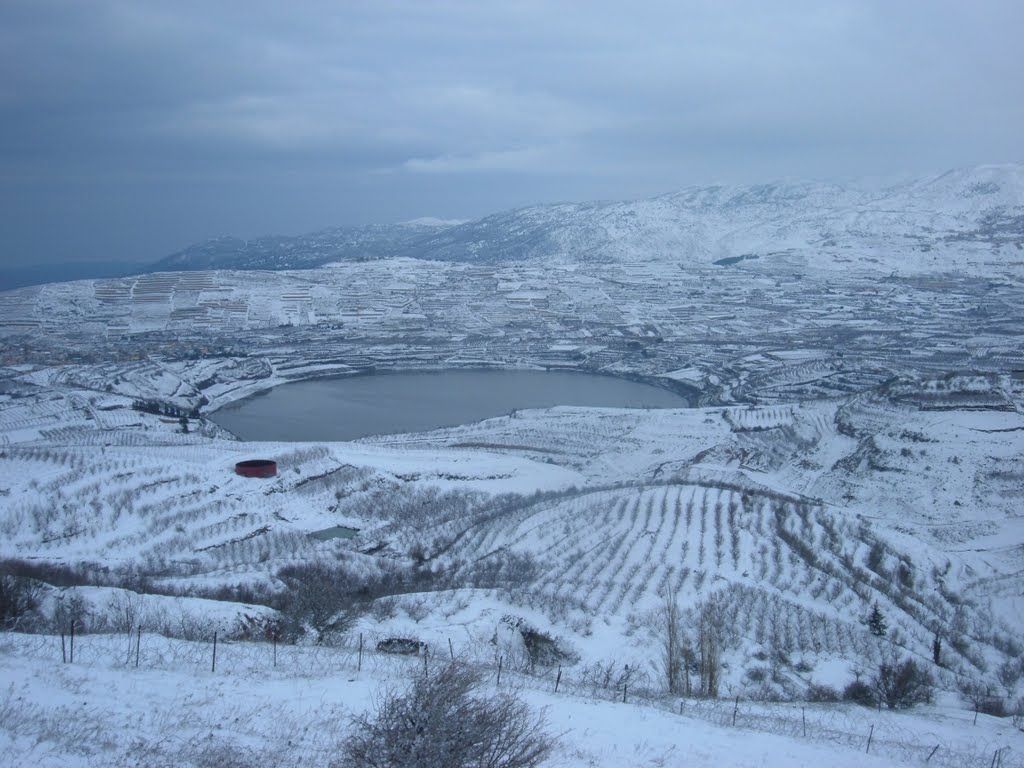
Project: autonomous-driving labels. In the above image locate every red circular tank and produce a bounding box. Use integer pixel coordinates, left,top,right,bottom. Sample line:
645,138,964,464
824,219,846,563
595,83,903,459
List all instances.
235,459,277,478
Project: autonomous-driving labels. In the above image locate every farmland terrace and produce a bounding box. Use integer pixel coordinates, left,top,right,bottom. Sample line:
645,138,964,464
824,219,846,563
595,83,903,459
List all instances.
0,259,1020,413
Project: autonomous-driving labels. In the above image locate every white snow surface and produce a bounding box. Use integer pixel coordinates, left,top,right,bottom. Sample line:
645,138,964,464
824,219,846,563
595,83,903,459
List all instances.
1,630,1021,767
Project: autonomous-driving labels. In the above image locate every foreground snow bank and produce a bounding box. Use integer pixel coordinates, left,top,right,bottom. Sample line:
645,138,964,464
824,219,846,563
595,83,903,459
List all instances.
0,631,1020,767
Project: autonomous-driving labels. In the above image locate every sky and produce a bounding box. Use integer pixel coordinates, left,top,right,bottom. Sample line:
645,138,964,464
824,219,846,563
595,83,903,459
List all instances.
1,0,1022,268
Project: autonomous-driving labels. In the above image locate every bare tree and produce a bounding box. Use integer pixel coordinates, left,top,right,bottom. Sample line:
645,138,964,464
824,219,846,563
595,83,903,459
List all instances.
0,575,42,631
53,590,90,633
697,596,725,698
338,662,553,768
960,679,1006,720
874,658,934,710
659,584,691,695
106,590,146,633
278,562,355,644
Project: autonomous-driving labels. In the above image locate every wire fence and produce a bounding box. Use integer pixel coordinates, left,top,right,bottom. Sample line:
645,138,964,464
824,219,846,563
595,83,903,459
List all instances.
1,629,1021,768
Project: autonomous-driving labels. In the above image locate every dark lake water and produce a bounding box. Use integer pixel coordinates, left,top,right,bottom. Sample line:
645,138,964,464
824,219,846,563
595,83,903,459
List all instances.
211,369,691,441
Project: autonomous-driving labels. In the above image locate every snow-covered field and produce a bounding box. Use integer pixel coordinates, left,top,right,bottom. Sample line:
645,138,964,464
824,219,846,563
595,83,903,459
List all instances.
1,369,1021,764
2,629,1022,768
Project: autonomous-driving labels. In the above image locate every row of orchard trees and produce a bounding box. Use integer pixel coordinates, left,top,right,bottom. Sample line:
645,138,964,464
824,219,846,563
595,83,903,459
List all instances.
656,584,938,708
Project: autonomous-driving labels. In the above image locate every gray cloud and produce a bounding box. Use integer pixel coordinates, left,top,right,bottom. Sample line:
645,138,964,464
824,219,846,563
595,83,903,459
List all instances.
1,0,1022,266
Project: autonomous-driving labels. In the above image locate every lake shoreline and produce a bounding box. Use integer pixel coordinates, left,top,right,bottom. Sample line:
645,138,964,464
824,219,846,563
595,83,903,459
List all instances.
209,367,696,442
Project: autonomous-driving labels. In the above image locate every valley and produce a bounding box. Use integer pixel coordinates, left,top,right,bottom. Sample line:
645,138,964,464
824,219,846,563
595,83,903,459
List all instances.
0,165,1023,766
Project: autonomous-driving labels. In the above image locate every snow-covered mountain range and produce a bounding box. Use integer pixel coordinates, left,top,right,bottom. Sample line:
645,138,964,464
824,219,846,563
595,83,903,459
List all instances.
154,163,1024,274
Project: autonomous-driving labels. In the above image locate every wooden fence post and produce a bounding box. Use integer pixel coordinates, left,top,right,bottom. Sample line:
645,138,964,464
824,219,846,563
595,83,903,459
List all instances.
211,631,217,673
866,724,874,754
555,665,562,693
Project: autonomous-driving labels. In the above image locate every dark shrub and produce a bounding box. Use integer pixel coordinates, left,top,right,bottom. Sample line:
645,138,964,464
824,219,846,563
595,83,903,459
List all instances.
745,667,769,684
499,615,576,667
978,698,1009,718
874,658,934,710
806,683,841,703
843,679,876,707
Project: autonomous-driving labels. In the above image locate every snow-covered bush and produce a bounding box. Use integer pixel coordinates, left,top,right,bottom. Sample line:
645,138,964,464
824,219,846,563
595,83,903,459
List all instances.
337,662,553,768
277,568,355,645
494,615,576,668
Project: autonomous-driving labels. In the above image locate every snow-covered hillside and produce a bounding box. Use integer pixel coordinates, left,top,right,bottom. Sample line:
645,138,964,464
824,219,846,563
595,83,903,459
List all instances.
1,163,1023,766
146,163,1024,275
410,163,1024,273
1,379,1021,708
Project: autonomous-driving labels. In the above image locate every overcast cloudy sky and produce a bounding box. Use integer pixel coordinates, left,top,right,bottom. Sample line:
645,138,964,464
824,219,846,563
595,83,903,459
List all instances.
1,0,1022,267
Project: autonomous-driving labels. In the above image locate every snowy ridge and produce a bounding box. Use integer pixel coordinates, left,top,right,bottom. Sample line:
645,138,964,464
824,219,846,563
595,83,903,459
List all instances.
144,163,1024,275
